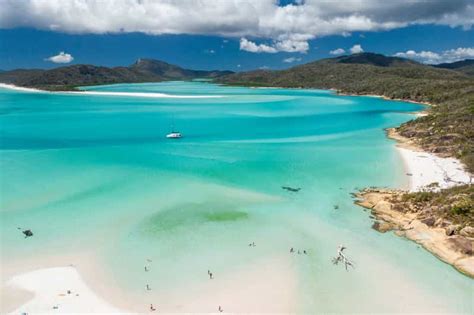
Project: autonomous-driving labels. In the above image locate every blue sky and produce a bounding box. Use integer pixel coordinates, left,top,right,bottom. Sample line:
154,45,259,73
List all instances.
1,0,473,71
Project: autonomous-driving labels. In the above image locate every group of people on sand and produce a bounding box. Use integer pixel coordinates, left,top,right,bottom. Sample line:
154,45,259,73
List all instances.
144,263,223,312
290,247,308,255
143,259,158,312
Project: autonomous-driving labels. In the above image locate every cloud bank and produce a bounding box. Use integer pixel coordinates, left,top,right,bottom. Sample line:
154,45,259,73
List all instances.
394,47,474,64
1,0,473,54
45,51,74,63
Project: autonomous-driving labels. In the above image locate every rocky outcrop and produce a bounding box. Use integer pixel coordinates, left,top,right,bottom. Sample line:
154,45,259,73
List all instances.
355,188,474,278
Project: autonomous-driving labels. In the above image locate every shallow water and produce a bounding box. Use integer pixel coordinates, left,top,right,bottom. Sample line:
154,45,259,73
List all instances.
0,82,472,313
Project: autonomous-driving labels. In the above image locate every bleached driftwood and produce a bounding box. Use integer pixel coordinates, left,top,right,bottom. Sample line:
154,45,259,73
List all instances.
332,245,354,271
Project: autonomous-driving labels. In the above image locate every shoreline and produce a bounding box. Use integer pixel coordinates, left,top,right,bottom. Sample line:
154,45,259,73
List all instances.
355,188,474,278
355,127,473,278
0,82,437,105
0,83,44,93
387,128,472,191
331,88,436,107
0,83,223,99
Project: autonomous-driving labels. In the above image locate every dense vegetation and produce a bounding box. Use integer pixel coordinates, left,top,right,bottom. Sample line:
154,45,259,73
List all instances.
217,53,474,172
0,58,232,91
435,59,474,76
398,185,474,228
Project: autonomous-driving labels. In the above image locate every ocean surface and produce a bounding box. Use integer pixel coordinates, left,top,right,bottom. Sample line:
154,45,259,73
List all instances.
0,82,472,313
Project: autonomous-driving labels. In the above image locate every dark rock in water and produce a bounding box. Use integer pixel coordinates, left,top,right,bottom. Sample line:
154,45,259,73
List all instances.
22,229,33,237
281,186,301,192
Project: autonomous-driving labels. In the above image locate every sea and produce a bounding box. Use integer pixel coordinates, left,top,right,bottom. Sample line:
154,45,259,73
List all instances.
0,81,472,313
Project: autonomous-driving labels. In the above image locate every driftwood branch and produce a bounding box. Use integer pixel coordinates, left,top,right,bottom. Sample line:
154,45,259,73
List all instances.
332,245,354,271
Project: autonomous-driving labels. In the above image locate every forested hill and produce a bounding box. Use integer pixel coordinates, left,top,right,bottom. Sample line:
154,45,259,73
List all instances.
0,58,233,91
217,53,470,103
434,59,474,76
217,53,474,172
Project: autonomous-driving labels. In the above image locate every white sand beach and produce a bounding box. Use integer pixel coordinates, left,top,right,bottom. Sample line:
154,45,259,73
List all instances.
3,257,297,314
4,267,128,314
0,83,222,98
0,83,43,93
397,147,472,192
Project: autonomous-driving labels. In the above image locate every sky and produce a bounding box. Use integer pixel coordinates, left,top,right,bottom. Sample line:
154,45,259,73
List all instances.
0,0,473,71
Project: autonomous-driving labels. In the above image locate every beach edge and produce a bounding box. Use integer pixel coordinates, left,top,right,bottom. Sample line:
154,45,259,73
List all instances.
354,127,473,278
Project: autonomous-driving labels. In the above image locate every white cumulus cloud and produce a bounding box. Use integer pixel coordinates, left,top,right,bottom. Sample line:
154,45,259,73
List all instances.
330,48,346,55
1,0,473,56
45,51,74,63
350,44,364,54
394,47,474,64
240,38,277,53
240,36,310,54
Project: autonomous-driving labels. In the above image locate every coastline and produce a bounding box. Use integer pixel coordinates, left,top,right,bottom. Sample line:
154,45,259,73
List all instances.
387,128,472,191
332,88,436,107
0,83,223,99
355,188,474,278
355,127,473,277
0,83,44,93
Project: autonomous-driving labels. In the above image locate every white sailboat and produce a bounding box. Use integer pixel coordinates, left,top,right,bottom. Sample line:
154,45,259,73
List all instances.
166,131,182,139
166,124,182,139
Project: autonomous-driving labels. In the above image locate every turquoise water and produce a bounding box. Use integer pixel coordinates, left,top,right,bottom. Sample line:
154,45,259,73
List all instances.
0,82,472,313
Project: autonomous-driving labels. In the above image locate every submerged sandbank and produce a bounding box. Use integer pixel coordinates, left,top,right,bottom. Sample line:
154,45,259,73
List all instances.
64,90,224,99
0,83,223,98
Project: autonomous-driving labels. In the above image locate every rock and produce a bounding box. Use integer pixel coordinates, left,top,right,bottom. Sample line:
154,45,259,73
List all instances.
372,221,393,233
394,230,405,237
445,225,458,236
447,236,474,255
421,216,436,227
459,226,474,237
